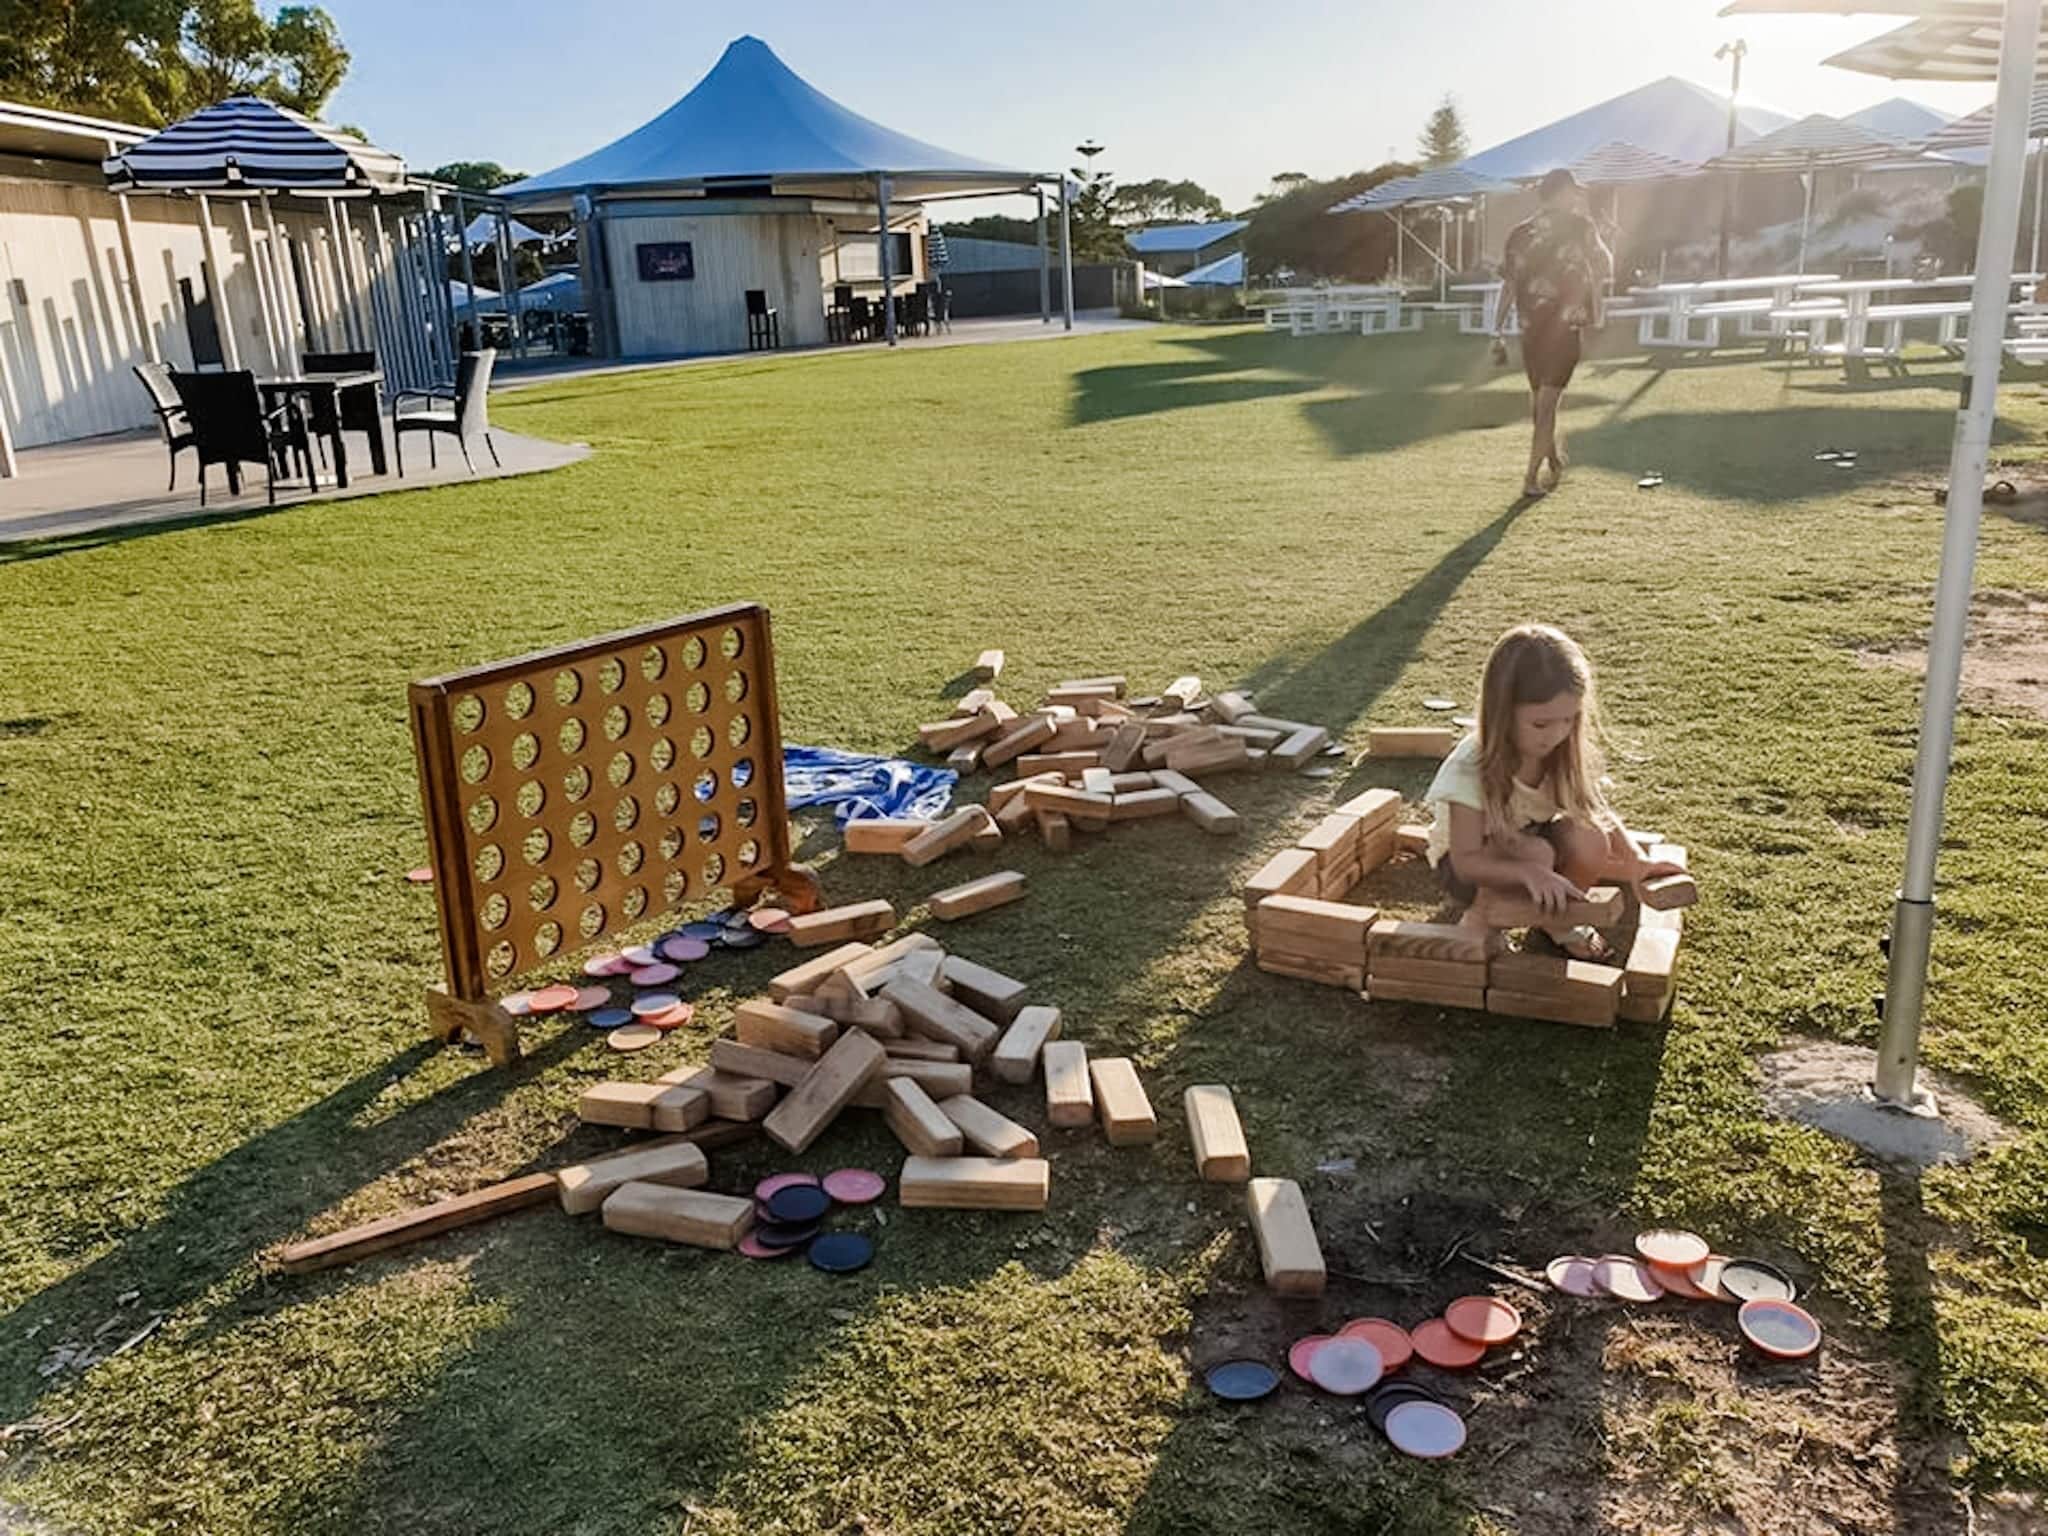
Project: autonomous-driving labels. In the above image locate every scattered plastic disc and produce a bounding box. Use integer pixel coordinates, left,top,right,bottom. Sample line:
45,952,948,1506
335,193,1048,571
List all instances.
569,986,612,1011
1206,1360,1280,1402
1422,698,1458,712
660,936,711,963
1593,1255,1666,1303
1690,1254,1737,1302
1719,1258,1796,1303
1364,1381,1441,1433
1338,1318,1413,1373
499,992,535,1017
822,1168,886,1204
1647,1260,1717,1301
1739,1297,1822,1359
738,1231,801,1260
1409,1319,1486,1369
621,944,659,967
681,921,724,942
1636,1229,1710,1268
750,907,793,933
1453,714,1477,729
1444,1296,1521,1346
1308,1337,1384,1395
1546,1255,1601,1297
587,1007,632,1029
630,962,680,987
631,992,681,1018
640,1003,694,1031
1385,1399,1467,1459
808,1233,875,1273
405,866,434,884
1637,472,1665,490
765,1183,832,1225
607,1024,661,1052
583,953,630,977
1287,1334,1333,1382
755,1172,822,1203
720,928,767,950
528,984,579,1013
752,1220,820,1251
1301,766,1337,779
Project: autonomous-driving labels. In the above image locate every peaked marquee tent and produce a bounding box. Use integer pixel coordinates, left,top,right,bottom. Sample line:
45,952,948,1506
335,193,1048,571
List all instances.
1461,76,1792,181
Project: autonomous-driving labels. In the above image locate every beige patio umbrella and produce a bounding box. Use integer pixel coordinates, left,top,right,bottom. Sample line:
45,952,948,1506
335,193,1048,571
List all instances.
1704,113,1916,271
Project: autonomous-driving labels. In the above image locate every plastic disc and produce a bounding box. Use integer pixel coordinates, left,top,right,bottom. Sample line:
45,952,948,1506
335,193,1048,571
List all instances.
1593,1255,1666,1303
1636,1229,1710,1268
1287,1334,1333,1382
755,1172,821,1203
583,953,630,977
1308,1337,1384,1396
660,936,711,963
405,865,434,884
1647,1260,1717,1301
631,992,681,1018
569,986,612,1011
1444,1296,1521,1346
1719,1258,1796,1303
1337,1318,1413,1373
681,921,724,942
1422,697,1458,712
640,1003,694,1031
621,944,660,967
499,992,535,1016
752,1220,820,1252
1546,1256,1601,1297
1384,1399,1467,1459
1409,1319,1486,1369
528,984,578,1013
750,907,793,933
765,1183,832,1225
1205,1360,1280,1402
719,927,767,950
1364,1381,1441,1433
738,1231,801,1260
1690,1254,1737,1302
822,1168,887,1204
587,1007,632,1029
809,1233,875,1273
630,962,680,987
1739,1298,1821,1360
607,1024,661,1051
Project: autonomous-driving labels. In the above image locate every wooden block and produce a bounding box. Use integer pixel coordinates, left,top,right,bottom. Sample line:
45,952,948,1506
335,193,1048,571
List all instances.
940,956,1029,1023
1470,886,1624,931
1358,823,1397,871
1618,988,1674,1025
1487,952,1625,1002
1367,920,1493,964
768,941,875,1002
991,1004,1062,1085
1184,1084,1250,1182
995,789,1038,835
1042,719,1104,751
989,773,1060,811
1102,771,1155,793
940,1094,1039,1158
1142,712,1206,736
952,687,995,718
851,1057,974,1108
1367,954,1489,989
1103,721,1148,773
1257,954,1366,990
900,807,986,867
1246,1178,1325,1296
559,1137,709,1216
787,992,905,1037
1486,987,1617,1029
1642,872,1698,911
1210,690,1257,723
845,817,928,854
1649,841,1689,869
1623,927,1681,996
647,1086,710,1133
1040,1040,1094,1128
1216,724,1284,748
931,871,1027,921
981,713,1056,768
1638,902,1686,935
883,976,1001,1061
1234,713,1315,736
277,1172,558,1274
1058,674,1128,697
1167,740,1252,777
1182,791,1241,835
1161,675,1202,709
947,743,984,774
1365,975,1487,1010
1274,726,1331,768
974,648,1005,680
1081,767,1115,795
763,1028,887,1154
1256,895,1378,950
1017,751,1104,778
968,814,1004,852
578,1080,672,1130
602,1182,754,1250
709,1039,814,1088
1147,767,1199,796
883,1077,964,1156
1037,809,1071,850
1111,786,1181,821
785,898,896,947
1245,847,1319,906
735,997,840,1059
919,711,1001,753
1369,726,1460,758
901,1155,1049,1211
891,944,947,991
1044,684,1118,709
1334,787,1403,825
1394,823,1431,860
1298,812,1361,860
658,1066,777,1122
885,1036,961,1062
1024,782,1113,819
1089,1057,1157,1145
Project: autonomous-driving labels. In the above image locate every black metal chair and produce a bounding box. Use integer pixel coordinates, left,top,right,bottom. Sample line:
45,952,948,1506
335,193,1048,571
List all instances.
827,284,856,343
300,350,383,471
168,369,312,507
899,289,929,338
133,362,196,491
847,296,872,343
393,349,499,476
744,289,780,350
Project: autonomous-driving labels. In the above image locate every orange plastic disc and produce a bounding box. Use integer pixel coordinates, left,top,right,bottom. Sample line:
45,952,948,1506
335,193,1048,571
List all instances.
1338,1317,1414,1373
527,984,579,1013
1409,1319,1486,1369
1444,1296,1521,1346
1635,1229,1710,1268
1689,1254,1737,1303
1593,1255,1666,1303
1647,1259,1717,1300
606,1024,661,1051
642,1002,695,1031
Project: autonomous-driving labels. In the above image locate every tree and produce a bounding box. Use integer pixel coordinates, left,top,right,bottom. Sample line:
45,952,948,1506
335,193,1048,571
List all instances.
1243,163,1415,282
267,5,347,114
937,213,1040,246
1417,95,1469,168
1064,164,1128,261
1111,177,1225,226
427,161,528,193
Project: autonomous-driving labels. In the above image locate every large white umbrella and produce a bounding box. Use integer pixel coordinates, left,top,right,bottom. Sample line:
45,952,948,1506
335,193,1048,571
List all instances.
1729,0,2043,1115
1704,113,1914,270
1566,141,1705,184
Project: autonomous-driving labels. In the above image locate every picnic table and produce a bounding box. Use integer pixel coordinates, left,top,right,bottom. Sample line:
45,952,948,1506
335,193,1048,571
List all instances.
258,368,385,489
1260,284,1411,338
1627,274,1840,352
1785,275,2042,364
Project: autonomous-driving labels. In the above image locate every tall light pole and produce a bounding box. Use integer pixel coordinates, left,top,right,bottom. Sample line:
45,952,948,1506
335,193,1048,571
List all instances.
1716,39,1747,279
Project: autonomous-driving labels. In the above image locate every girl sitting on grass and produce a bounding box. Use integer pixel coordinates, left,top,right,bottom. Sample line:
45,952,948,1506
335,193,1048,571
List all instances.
1424,623,1682,960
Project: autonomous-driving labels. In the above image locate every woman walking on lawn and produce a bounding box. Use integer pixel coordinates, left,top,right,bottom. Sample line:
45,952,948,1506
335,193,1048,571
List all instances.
1494,169,1612,499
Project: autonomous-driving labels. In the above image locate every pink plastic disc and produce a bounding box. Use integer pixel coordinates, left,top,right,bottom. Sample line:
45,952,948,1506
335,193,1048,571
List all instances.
629,962,680,986
1690,1254,1737,1302
1546,1256,1601,1297
1384,1399,1467,1459
640,1003,694,1031
738,1231,801,1260
569,986,612,1011
527,984,578,1013
1593,1255,1666,1303
1636,1229,1710,1268
1647,1260,1717,1301
621,944,660,967
499,992,535,1016
660,936,711,962
583,953,630,977
1288,1334,1333,1382
822,1168,886,1204
754,1172,822,1203
1307,1337,1384,1395
631,992,681,1017
405,866,434,884
749,908,793,933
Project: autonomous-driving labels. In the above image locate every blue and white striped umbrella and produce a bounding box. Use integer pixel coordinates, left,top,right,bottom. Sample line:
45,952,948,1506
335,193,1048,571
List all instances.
103,95,407,194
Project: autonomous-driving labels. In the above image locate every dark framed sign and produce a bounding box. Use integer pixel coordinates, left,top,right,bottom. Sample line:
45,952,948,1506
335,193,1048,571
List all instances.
636,241,695,282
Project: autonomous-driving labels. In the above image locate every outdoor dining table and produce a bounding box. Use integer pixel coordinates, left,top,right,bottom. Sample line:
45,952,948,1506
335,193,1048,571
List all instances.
258,369,385,488
1627,274,1841,351
1786,274,2043,365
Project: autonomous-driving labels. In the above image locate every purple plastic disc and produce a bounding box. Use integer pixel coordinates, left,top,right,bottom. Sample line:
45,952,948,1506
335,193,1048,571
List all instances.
660,936,712,963
754,1172,821,1203
822,1168,887,1204
738,1231,800,1260
1307,1337,1384,1396
1385,1399,1467,1459
630,992,681,1018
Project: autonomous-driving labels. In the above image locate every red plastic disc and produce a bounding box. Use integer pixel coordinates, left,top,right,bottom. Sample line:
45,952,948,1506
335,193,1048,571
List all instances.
1690,1254,1737,1302
1546,1256,1600,1297
1635,1229,1710,1268
1739,1298,1822,1360
754,1172,821,1203
1444,1296,1521,1346
1593,1255,1666,1303
527,984,578,1013
1287,1334,1333,1382
822,1168,886,1204
640,1003,694,1031
749,907,793,933
1409,1319,1486,1369
1647,1259,1717,1300
1338,1318,1413,1373
738,1230,801,1260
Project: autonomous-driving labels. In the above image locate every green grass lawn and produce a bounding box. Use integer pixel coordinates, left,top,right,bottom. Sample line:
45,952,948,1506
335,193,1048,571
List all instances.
2,325,2045,1535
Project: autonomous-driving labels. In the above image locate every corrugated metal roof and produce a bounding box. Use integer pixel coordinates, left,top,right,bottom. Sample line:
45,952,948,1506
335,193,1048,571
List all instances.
1180,250,1244,286
1462,76,1792,181
1126,220,1248,253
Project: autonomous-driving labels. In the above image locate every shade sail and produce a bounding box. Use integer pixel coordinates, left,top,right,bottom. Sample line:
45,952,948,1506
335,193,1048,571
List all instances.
1329,166,1514,213
1180,250,1244,286
501,36,1044,207
1704,112,1912,169
1564,140,1703,184
1826,13,2048,76
1920,82,2048,144
103,94,406,194
462,212,553,249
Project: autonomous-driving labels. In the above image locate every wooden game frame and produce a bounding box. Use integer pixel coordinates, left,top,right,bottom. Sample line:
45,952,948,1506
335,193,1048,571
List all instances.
410,602,820,1063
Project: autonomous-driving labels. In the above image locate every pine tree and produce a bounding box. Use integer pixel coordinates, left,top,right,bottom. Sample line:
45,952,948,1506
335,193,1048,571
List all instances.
1418,96,1469,169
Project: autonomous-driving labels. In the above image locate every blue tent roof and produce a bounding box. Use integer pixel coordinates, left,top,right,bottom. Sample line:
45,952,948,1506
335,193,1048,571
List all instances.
1462,77,1791,181
502,36,1040,207
1127,220,1247,254
1181,250,1244,287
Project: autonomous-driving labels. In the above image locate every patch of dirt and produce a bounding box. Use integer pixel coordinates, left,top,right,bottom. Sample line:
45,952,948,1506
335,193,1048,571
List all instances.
1759,1040,2012,1169
1859,588,2048,723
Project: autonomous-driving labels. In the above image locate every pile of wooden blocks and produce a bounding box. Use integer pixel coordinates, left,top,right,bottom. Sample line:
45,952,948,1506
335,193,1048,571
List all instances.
1244,792,1693,1028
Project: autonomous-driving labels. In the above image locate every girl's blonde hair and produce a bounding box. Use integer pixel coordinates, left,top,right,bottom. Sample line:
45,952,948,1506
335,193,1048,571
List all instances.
1474,624,1613,836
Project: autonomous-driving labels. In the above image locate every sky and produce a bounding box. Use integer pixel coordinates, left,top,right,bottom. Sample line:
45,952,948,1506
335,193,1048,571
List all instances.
318,0,2001,209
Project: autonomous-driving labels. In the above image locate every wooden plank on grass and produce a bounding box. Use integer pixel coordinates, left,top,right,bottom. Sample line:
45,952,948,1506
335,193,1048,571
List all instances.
763,1029,887,1154
930,871,1027,921
939,1094,1040,1158
991,1004,1061,1084
277,1172,558,1274
940,956,1029,1023
735,997,839,1059
844,817,928,854
1042,1039,1093,1128
884,1077,963,1156
768,941,876,1002
1184,1084,1250,1182
559,1138,709,1216
1089,1057,1157,1145
601,1183,754,1250
785,899,896,948
901,1156,1049,1211
883,976,1000,1061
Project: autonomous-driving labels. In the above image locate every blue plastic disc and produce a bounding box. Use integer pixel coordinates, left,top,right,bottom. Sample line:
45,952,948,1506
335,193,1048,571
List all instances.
752,1220,819,1251
808,1233,874,1273
681,921,723,942
1205,1360,1279,1401
587,1007,633,1029
765,1183,832,1225
719,928,766,950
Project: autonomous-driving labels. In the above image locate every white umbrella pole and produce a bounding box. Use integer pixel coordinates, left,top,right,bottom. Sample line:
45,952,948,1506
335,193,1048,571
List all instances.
1060,176,1074,331
193,194,242,371
2031,135,2043,278
1876,0,2042,1112
1798,165,1815,276
1036,185,1050,325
